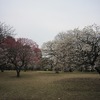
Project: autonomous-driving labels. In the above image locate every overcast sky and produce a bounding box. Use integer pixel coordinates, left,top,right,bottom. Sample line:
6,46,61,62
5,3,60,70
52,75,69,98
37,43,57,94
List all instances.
0,0,100,47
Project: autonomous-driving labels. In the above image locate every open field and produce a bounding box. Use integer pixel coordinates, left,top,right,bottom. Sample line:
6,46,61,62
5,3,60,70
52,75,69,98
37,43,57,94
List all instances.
0,71,100,100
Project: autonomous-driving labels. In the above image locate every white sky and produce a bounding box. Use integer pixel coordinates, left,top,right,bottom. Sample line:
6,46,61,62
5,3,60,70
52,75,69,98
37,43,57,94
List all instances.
0,0,100,47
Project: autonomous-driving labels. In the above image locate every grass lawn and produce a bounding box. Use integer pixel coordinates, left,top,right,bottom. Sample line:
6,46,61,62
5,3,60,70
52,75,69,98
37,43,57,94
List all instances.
0,71,100,100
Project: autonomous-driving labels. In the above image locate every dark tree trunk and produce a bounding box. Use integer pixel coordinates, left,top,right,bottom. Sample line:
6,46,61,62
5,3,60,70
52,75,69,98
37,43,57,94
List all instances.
55,67,59,74
16,69,20,77
0,66,4,72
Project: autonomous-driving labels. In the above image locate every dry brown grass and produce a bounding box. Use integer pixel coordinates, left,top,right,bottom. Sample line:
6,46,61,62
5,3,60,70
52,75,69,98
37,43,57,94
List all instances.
0,71,100,100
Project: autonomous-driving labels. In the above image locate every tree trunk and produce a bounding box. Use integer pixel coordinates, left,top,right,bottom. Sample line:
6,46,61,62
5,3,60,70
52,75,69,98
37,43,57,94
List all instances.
0,66,4,72
16,70,20,77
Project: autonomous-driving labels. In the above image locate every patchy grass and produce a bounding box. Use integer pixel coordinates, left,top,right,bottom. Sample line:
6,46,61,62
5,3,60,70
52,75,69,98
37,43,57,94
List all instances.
0,71,100,100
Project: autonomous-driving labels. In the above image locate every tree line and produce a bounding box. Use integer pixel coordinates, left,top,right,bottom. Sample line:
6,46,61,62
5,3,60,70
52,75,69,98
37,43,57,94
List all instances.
0,22,100,76
0,22,41,77
41,24,100,73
